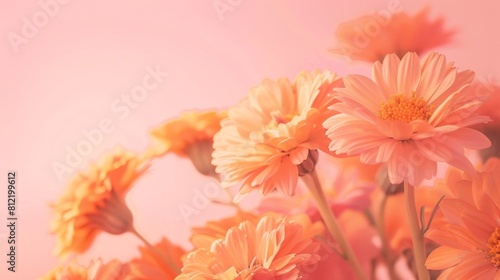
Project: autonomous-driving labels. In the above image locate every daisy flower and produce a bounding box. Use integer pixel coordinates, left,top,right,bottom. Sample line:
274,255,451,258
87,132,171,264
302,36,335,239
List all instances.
148,110,227,176
176,214,324,279
50,149,149,257
331,7,454,63
324,52,491,186
426,157,500,279
212,70,343,200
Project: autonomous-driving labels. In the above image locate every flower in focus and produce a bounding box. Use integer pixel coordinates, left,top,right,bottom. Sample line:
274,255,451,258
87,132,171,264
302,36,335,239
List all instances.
331,7,454,63
426,157,500,279
148,110,227,176
190,211,260,250
126,237,185,279
51,149,149,257
324,52,491,186
212,70,343,200
177,214,324,279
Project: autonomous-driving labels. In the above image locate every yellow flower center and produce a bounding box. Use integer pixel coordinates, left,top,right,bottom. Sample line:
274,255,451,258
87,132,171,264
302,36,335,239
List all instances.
487,228,500,267
378,94,432,123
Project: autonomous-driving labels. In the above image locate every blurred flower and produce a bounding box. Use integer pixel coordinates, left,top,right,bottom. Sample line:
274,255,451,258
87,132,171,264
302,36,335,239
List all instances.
177,214,324,279
39,261,88,280
212,70,343,200
331,7,454,63
51,149,149,257
190,211,260,250
426,157,500,279
126,237,185,279
471,81,500,161
148,110,227,176
324,52,490,186
307,210,378,280
257,154,375,221
39,259,124,280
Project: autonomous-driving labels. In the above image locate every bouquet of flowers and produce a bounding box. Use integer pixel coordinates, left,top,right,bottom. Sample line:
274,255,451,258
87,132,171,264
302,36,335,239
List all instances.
40,5,500,280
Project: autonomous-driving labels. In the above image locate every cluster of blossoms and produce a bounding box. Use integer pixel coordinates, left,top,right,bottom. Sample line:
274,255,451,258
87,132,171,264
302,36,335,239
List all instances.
43,5,500,280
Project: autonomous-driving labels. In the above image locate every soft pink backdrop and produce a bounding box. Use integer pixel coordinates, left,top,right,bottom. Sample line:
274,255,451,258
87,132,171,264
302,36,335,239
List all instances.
1,0,499,279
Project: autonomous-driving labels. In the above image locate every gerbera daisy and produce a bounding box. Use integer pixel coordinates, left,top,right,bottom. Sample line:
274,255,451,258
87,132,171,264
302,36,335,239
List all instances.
426,157,500,279
324,52,491,186
176,214,324,279
212,70,343,200
148,110,227,176
331,7,454,63
50,149,149,257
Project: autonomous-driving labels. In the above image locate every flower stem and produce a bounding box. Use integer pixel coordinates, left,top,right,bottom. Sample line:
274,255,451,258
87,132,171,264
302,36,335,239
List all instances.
130,227,181,275
376,193,399,280
303,170,367,280
404,181,429,280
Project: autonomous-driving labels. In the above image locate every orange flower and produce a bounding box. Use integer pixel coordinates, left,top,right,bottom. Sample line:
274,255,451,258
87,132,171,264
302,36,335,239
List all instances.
426,157,500,279
331,7,454,63
50,149,149,257
126,237,185,279
324,52,491,186
212,70,343,200
39,259,124,280
177,214,324,279
148,110,227,176
190,211,260,250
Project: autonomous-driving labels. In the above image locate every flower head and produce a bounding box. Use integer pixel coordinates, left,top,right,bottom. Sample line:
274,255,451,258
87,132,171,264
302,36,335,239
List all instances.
331,7,454,63
51,149,149,257
148,110,227,176
324,52,490,186
426,157,500,279
177,214,324,279
212,70,343,200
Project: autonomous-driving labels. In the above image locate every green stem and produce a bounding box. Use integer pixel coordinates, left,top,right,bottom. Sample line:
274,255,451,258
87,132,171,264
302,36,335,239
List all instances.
303,170,367,280
404,181,429,280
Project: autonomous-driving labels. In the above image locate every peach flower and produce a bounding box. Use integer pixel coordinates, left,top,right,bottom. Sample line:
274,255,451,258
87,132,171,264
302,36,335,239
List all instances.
426,157,500,279
472,81,500,160
50,149,149,257
212,70,343,200
331,7,454,63
324,52,490,186
177,214,324,279
148,110,227,176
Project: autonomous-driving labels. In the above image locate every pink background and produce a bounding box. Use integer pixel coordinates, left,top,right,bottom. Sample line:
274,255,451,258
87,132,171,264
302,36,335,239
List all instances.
1,0,499,279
